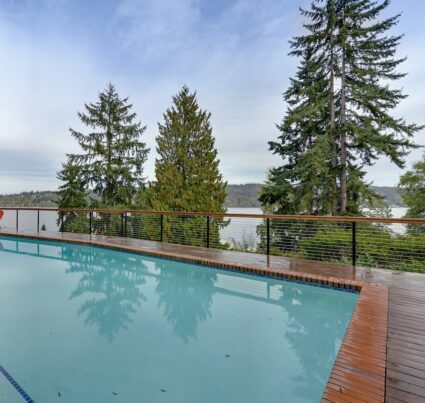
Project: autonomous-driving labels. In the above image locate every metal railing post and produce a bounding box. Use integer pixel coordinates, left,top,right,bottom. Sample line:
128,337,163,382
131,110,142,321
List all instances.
266,218,270,256
124,213,128,237
16,210,19,232
206,216,210,248
120,213,124,237
352,221,357,266
160,214,164,242
89,211,93,236
61,211,64,233
37,209,40,234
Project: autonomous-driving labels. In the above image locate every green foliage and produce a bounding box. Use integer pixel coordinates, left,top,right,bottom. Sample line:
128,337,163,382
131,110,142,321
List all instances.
146,86,227,246
148,86,226,213
61,83,149,208
261,0,421,216
399,155,425,234
299,224,425,273
57,160,87,209
399,156,425,219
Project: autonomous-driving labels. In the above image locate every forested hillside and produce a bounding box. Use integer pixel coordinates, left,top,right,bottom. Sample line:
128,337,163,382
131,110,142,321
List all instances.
0,185,404,209
370,186,404,208
0,191,58,207
225,184,262,207
225,184,404,208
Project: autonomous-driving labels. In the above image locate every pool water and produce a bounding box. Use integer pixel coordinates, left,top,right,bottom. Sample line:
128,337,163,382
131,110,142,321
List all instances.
0,236,358,403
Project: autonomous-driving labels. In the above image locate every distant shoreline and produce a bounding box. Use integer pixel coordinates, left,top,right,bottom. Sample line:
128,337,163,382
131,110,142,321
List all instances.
0,184,406,209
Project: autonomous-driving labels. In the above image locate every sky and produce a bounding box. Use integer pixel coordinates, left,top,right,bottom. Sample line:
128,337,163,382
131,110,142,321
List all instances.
0,0,424,194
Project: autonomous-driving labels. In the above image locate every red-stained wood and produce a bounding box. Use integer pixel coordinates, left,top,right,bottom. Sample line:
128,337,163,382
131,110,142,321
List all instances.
321,285,388,402
1,206,425,224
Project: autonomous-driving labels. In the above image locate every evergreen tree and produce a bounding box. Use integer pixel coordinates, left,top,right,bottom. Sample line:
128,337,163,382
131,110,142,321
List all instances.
57,160,87,209
336,0,420,214
259,47,335,215
261,0,421,216
399,155,425,221
149,86,226,212
56,160,88,232
65,83,149,208
147,86,227,246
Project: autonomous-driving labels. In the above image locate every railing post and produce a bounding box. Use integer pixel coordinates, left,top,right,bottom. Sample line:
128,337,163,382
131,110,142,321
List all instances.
89,211,93,236
352,221,357,266
61,211,64,233
37,209,40,234
124,213,128,237
160,214,164,242
266,218,270,256
206,215,210,248
16,210,19,232
120,213,124,237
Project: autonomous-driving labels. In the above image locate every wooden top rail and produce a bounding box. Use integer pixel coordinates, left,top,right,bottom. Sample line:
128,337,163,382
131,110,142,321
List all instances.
1,206,425,225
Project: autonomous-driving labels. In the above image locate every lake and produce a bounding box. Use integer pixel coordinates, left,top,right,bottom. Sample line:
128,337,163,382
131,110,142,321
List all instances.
0,207,409,246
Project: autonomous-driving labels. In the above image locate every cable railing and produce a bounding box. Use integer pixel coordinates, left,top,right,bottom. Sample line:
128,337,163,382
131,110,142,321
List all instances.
0,207,424,272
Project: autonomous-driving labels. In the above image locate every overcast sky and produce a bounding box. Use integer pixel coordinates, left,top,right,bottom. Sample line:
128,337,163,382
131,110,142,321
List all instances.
0,0,424,193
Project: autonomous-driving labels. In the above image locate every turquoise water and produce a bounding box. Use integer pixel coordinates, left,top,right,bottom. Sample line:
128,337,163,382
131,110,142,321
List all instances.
0,236,358,403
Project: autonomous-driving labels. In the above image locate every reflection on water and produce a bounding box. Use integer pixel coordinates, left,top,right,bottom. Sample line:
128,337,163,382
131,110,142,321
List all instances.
155,259,217,342
64,247,149,341
279,285,352,400
0,236,358,403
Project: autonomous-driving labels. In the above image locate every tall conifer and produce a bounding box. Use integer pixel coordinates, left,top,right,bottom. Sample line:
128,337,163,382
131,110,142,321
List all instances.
149,86,226,213
64,83,149,208
148,86,227,246
261,0,421,215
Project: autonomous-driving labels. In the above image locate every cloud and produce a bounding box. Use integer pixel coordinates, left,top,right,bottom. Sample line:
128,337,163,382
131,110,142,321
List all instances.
0,0,423,194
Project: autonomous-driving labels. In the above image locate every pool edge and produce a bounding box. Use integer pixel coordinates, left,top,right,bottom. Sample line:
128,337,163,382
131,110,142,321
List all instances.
322,284,388,402
0,231,387,402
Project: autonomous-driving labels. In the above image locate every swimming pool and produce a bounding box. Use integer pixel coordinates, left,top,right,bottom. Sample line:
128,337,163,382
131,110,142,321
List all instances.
0,236,358,403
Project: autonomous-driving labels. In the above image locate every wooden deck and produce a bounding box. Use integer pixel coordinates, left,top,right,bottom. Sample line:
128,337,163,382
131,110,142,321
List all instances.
1,230,425,402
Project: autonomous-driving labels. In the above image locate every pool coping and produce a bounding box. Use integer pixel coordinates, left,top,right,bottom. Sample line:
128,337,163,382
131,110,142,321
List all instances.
0,231,388,402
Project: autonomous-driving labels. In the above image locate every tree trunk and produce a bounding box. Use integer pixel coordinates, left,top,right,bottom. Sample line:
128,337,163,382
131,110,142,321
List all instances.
340,12,348,215
329,33,338,214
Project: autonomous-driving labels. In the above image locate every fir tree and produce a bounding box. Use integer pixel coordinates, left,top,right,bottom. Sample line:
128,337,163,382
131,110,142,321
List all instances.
335,0,421,213
57,160,87,208
261,0,421,216
260,46,335,214
399,155,425,221
147,86,227,246
66,83,149,208
149,86,226,213
56,160,88,232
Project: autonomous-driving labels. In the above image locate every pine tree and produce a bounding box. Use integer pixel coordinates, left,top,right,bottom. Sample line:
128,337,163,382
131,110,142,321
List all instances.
56,160,88,232
260,46,335,215
261,0,421,216
336,0,421,214
149,86,226,212
399,155,425,221
57,160,87,209
147,86,227,246
66,83,149,208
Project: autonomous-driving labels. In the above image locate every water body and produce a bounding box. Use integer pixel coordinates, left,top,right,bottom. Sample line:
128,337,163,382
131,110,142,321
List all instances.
0,207,409,246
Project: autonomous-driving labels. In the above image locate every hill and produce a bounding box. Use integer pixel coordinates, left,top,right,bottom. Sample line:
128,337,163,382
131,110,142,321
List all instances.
225,184,404,208
0,191,58,207
370,186,404,207
225,184,262,207
0,185,404,209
